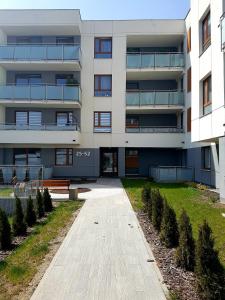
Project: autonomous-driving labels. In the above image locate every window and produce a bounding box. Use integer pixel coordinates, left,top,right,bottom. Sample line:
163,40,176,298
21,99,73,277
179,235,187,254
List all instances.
56,112,73,127
55,74,76,86
56,37,74,45
202,147,211,170
15,74,42,85
202,12,211,52
94,37,112,58
126,116,139,128
203,75,212,115
94,75,112,96
55,149,73,166
187,107,191,132
187,68,191,93
15,36,42,45
14,149,41,165
16,111,42,127
94,112,111,133
187,27,191,53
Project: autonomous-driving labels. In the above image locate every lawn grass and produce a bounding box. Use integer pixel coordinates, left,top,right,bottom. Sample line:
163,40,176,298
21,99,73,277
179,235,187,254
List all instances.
0,188,13,197
122,178,225,267
0,200,83,300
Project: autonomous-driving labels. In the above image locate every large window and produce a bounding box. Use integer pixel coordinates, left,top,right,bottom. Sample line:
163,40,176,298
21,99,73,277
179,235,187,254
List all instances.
202,11,211,52
94,112,112,133
56,112,73,127
16,111,42,127
94,75,112,96
94,37,112,58
55,149,73,166
203,75,212,115
14,149,41,165
202,147,211,170
15,74,42,85
56,37,74,45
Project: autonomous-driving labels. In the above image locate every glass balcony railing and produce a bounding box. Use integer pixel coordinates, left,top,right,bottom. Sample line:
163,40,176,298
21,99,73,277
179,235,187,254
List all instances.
126,126,184,133
0,84,81,103
127,52,184,69
0,44,81,61
126,90,184,106
0,123,80,131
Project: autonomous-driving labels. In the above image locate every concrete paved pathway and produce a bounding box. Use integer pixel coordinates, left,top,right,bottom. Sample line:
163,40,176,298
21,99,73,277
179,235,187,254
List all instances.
31,179,167,300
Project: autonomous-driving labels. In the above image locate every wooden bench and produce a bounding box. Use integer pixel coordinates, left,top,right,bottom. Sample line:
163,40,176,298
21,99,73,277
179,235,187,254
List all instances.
34,180,71,190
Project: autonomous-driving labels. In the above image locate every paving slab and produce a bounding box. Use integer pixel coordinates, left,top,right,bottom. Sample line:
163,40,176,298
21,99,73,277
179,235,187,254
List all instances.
31,178,167,300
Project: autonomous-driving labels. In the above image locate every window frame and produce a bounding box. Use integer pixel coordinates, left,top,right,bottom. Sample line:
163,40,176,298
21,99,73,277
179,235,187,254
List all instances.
187,67,192,93
202,147,211,170
202,11,211,52
15,110,42,126
13,148,41,165
187,107,191,132
56,111,74,126
203,75,212,107
94,75,112,97
94,111,112,133
55,148,73,166
94,37,112,58
187,27,191,53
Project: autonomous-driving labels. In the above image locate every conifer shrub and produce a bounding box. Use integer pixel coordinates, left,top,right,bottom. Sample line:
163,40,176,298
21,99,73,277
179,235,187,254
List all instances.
12,197,27,236
147,189,153,221
141,186,151,212
25,196,36,227
195,220,225,300
36,189,44,218
43,188,53,212
151,189,164,232
0,208,11,250
176,209,195,271
160,199,179,248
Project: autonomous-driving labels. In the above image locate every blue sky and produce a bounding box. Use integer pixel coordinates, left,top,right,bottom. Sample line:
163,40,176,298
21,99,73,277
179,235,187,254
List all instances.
0,0,190,20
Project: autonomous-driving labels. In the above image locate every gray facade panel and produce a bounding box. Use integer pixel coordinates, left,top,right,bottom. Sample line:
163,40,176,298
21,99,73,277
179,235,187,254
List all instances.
186,147,216,187
137,148,183,176
126,80,177,91
118,147,125,177
126,114,177,127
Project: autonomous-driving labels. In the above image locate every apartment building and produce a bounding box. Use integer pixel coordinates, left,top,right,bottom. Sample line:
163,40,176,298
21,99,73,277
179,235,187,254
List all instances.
0,1,224,201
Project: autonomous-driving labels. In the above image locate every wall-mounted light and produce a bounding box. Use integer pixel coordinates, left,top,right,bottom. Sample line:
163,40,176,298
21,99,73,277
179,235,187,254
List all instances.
73,139,76,142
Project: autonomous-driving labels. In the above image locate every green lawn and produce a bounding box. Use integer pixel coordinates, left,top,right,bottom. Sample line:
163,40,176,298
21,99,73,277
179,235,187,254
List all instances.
0,188,13,197
0,200,83,300
122,178,225,267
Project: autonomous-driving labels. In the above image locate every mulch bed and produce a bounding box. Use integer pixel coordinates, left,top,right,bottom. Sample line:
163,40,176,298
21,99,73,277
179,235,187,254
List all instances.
137,212,200,300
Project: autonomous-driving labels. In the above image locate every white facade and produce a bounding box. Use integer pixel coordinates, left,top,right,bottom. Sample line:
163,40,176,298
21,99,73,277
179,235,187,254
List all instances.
0,4,224,201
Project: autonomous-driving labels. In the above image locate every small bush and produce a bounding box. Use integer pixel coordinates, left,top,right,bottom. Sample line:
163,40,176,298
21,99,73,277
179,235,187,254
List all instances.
151,189,164,232
0,208,11,250
43,188,53,212
147,189,153,222
25,196,36,227
12,197,27,236
36,189,44,218
195,220,225,300
160,199,179,248
176,210,195,271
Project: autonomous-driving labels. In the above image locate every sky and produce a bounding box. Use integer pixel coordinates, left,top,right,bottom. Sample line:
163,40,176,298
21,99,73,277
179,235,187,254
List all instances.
0,0,190,20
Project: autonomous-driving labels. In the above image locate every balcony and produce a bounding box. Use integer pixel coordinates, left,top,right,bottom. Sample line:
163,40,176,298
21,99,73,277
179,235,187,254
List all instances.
126,90,184,109
127,52,184,69
0,44,81,71
0,123,80,144
126,126,184,133
0,84,81,106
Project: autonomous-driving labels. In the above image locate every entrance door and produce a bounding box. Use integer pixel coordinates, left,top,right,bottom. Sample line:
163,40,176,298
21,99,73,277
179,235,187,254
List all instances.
100,148,118,177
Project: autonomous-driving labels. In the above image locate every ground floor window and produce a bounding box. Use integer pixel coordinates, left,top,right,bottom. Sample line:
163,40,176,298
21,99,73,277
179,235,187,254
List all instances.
55,149,73,166
202,147,211,170
14,149,41,165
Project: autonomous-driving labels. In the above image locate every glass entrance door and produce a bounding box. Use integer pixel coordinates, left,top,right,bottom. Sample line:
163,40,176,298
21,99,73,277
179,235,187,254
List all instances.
100,148,118,177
